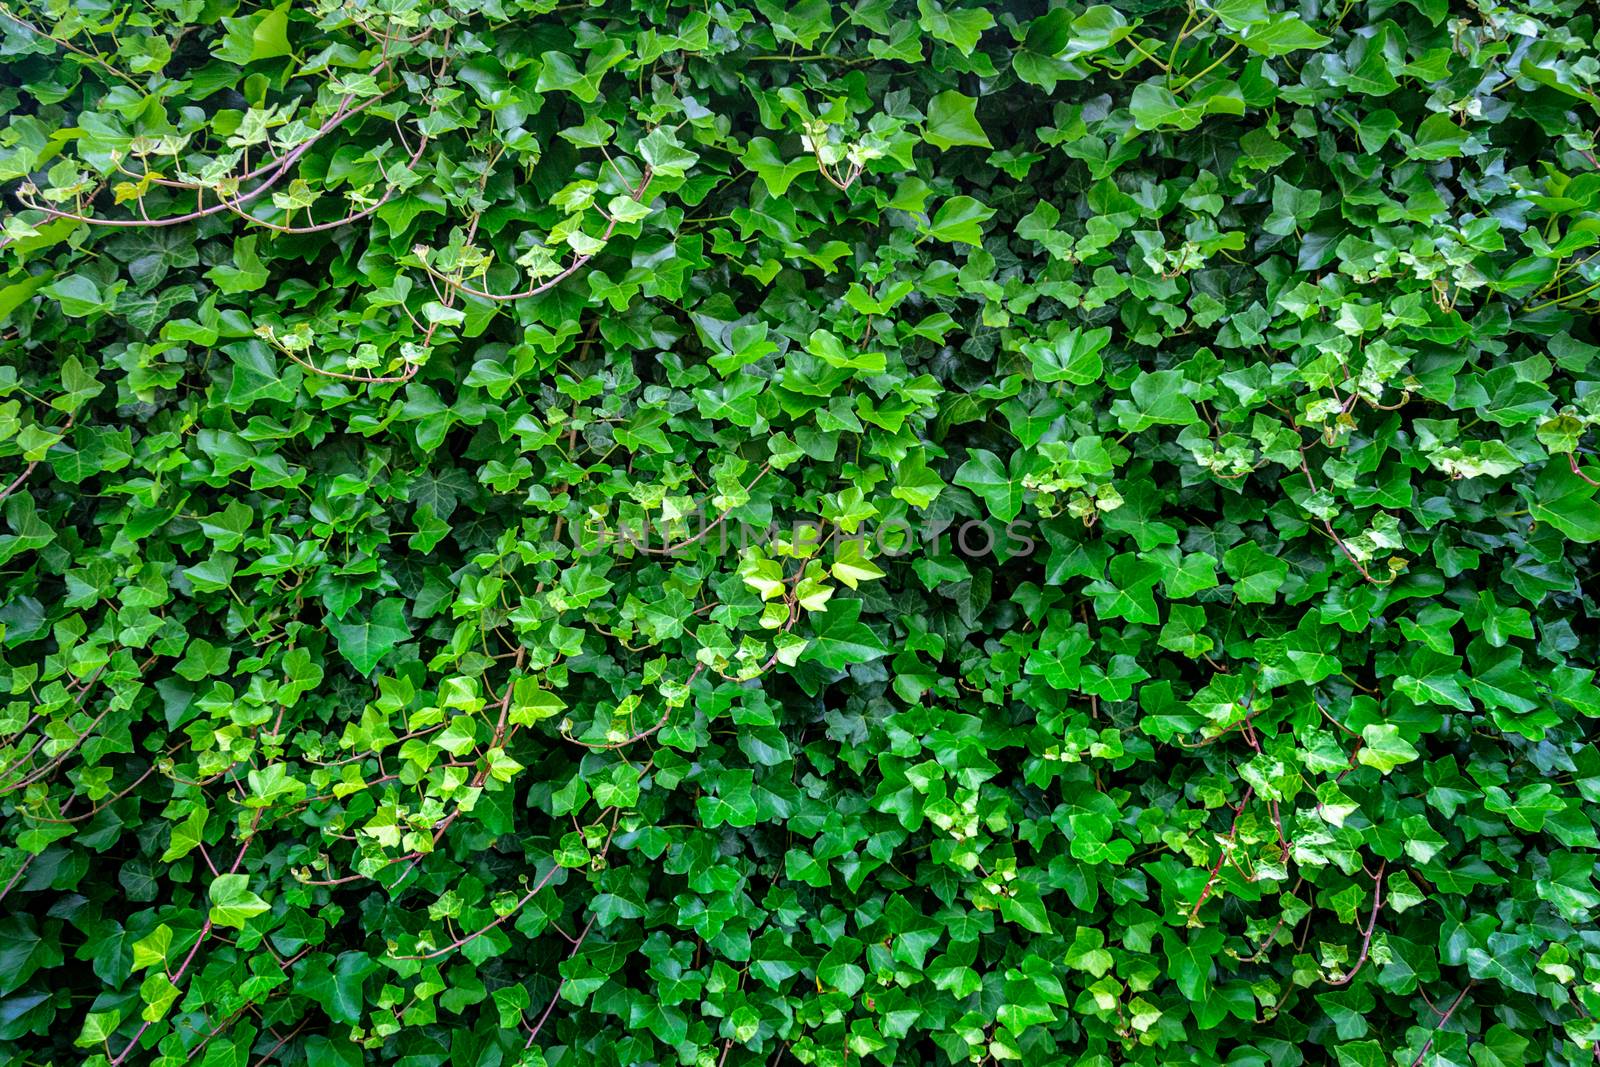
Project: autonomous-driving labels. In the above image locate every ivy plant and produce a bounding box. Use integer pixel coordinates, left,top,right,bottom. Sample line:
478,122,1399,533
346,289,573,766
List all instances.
3,0,1600,1065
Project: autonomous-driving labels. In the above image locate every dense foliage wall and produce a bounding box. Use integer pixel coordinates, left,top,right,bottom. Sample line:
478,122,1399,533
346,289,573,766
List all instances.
4,0,1600,1064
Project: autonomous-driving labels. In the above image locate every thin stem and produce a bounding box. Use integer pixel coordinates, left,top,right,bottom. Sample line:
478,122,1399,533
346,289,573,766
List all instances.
1527,277,1600,312
214,124,430,235
1321,862,1386,987
1408,982,1475,1067
1174,41,1241,92
564,664,705,750
110,918,214,1064
281,349,418,385
1188,786,1254,922
629,465,773,555
0,4,139,87
0,415,73,506
416,168,653,302
21,96,380,230
522,917,595,1048
1123,37,1169,71
395,865,561,960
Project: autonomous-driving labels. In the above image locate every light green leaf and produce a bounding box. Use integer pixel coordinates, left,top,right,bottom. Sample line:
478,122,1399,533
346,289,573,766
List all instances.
1228,14,1332,55
42,274,111,317
917,0,994,55
206,235,269,294
923,91,992,151
921,195,995,247
1357,724,1419,773
208,873,270,928
160,807,208,863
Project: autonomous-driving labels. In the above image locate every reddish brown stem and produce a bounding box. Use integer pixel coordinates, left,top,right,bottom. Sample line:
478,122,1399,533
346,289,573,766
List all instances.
418,168,653,302
395,863,563,961
110,917,213,1064
1188,786,1254,922
1321,861,1386,987
522,917,595,1049
0,663,107,796
632,465,773,555
1408,981,1475,1066
21,95,381,230
0,414,74,506
566,663,706,750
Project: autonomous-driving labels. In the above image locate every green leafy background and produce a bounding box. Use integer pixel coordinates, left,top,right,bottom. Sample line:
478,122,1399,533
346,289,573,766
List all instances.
2,0,1600,1065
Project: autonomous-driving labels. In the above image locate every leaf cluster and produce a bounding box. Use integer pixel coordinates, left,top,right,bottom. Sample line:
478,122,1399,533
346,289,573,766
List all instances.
2,1,1600,1066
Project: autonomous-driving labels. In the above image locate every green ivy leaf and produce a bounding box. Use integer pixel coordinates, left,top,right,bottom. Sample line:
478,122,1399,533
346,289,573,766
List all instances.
327,600,413,676
1227,14,1332,56
954,448,1026,521
1024,326,1109,384
923,91,992,151
1357,724,1420,773
1163,929,1224,1001
801,599,888,669
208,874,270,929
920,195,996,246
1524,462,1600,542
